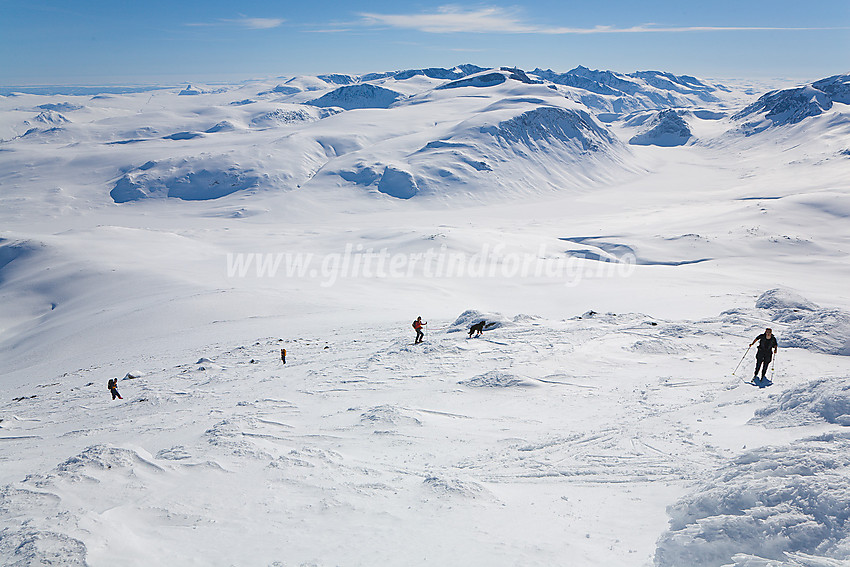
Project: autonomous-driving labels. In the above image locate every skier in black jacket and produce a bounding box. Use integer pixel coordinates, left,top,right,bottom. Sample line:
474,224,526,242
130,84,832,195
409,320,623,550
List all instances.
750,328,778,382
107,378,123,400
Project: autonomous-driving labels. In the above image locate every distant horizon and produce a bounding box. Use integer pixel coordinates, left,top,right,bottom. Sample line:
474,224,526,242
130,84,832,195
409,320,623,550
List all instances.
1,1,847,87
0,62,829,92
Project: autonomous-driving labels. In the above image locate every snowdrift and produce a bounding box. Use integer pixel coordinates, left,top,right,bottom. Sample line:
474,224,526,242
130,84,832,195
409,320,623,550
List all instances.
459,370,535,388
752,289,850,356
755,288,820,315
447,309,514,333
784,310,850,356
655,432,850,567
751,377,850,427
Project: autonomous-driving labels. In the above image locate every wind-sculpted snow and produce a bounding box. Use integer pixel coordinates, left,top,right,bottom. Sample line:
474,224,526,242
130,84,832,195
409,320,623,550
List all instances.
459,370,535,388
630,109,694,147
751,377,850,428
783,309,850,356
3,66,850,566
422,476,488,499
55,444,165,477
756,289,821,315
447,309,514,333
360,405,423,427
0,529,88,567
307,84,406,110
2,312,850,565
627,338,695,355
0,445,165,566
740,290,850,355
655,432,850,567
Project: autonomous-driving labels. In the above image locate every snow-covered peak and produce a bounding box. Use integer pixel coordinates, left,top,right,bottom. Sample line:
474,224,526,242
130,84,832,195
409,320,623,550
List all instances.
362,64,486,83
532,66,721,113
178,85,202,96
629,109,693,147
307,84,407,110
436,67,543,90
733,74,850,133
30,109,70,125
813,73,850,104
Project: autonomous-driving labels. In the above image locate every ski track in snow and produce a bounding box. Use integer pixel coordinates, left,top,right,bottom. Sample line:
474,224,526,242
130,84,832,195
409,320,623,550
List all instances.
3,308,850,566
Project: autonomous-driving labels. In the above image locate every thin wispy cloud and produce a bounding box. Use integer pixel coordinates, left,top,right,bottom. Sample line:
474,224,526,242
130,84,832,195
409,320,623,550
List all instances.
360,6,534,34
187,16,285,30
358,6,847,34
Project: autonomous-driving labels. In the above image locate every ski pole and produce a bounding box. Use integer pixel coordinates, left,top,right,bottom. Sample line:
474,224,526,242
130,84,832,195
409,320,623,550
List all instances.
770,350,777,380
732,345,751,376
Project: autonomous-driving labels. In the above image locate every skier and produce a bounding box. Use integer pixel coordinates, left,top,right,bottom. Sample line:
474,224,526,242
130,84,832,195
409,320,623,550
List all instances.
750,328,778,385
468,320,486,338
107,378,123,400
412,316,426,344
280,348,286,364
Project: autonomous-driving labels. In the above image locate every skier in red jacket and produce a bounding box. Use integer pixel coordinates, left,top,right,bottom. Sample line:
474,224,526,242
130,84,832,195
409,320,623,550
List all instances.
412,316,426,344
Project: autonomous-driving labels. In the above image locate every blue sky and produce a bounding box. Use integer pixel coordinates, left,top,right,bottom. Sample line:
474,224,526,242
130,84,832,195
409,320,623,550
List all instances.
1,0,848,85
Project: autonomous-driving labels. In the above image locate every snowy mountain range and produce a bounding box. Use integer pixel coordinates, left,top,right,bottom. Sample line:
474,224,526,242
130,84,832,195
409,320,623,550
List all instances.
1,64,850,567
4,65,845,207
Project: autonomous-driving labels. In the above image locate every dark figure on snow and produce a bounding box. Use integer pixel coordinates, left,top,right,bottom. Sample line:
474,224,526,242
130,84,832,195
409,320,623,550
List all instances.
750,328,778,382
468,320,486,338
413,316,426,344
280,348,286,364
107,378,122,400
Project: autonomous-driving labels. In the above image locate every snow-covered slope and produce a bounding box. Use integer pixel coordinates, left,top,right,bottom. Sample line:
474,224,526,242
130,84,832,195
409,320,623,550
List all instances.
3,300,850,566
2,64,850,567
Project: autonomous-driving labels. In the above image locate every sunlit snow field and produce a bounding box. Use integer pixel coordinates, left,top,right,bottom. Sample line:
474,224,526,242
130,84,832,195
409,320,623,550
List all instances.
1,66,850,566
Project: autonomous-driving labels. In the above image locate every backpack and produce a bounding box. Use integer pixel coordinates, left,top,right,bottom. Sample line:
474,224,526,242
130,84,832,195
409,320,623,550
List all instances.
107,379,114,390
